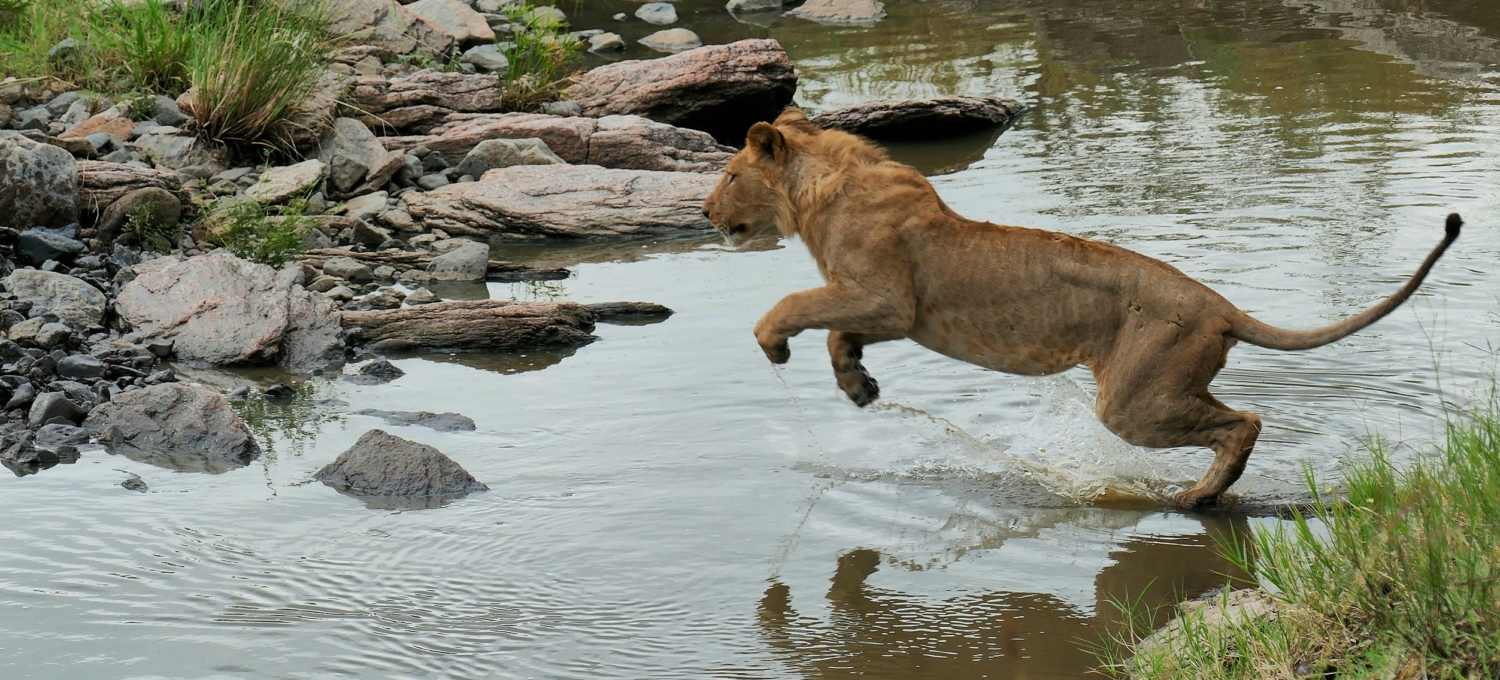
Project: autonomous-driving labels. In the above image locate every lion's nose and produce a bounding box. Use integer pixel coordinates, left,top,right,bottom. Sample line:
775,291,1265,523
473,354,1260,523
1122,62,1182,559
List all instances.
701,208,711,218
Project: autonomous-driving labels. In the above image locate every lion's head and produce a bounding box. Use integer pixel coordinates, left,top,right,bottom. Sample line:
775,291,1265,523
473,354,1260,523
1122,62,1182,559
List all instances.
702,109,824,247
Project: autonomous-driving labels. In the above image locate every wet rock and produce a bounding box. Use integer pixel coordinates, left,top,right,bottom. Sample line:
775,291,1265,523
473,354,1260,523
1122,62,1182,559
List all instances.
316,118,405,199
358,357,405,382
785,0,885,23
314,429,487,507
404,287,439,305
342,300,596,352
354,409,476,432
246,160,326,205
298,247,570,282
425,240,489,281
588,32,626,53
83,383,261,473
640,28,701,52
726,0,782,11
95,187,182,244
0,130,80,229
57,354,106,380
455,138,564,178
130,131,230,174
461,44,508,72
3,269,107,329
5,383,36,411
121,475,148,492
28,392,87,428
587,301,675,324
635,2,678,24
567,39,796,143
263,383,297,399
811,96,1027,140
226,386,250,401
76,160,183,212
347,70,503,133
115,252,344,370
402,164,716,239
17,229,85,266
324,256,375,282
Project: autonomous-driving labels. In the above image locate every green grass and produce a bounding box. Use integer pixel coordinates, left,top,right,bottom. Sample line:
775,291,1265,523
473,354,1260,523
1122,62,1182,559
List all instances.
498,2,581,111
206,197,310,267
122,201,180,253
1099,390,1500,679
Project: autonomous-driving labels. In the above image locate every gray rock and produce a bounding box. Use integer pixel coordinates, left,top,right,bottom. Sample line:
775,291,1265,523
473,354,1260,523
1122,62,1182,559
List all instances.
0,130,80,229
122,476,148,492
3,269,107,330
83,383,261,473
323,256,374,282
811,95,1027,140
587,301,675,323
95,187,182,244
47,38,79,64
404,0,495,46
425,240,489,281
539,100,582,117
785,0,884,23
359,357,405,381
5,383,36,411
17,229,84,266
115,252,344,370
9,318,72,348
16,108,52,131
416,173,450,190
354,409,476,432
316,118,404,199
404,287,439,305
143,338,174,358
587,32,626,53
461,44,509,72
314,429,487,508
639,28,701,52
343,192,389,222
129,132,230,174
455,137,564,178
151,95,192,126
246,160,326,205
263,383,296,399
34,423,89,451
635,2,678,24
325,285,356,301
726,0,782,11
28,392,87,428
57,354,106,380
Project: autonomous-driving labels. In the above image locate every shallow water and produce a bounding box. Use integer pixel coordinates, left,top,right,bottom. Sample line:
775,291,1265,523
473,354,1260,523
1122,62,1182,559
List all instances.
5,1,1500,678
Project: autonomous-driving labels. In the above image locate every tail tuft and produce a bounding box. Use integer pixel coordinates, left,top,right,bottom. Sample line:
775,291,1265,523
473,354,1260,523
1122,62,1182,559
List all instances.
1446,212,1463,240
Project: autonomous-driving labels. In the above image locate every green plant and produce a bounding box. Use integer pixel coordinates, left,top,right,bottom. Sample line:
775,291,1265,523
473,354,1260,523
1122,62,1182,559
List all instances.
208,197,310,267
498,3,581,111
98,0,195,94
122,201,180,253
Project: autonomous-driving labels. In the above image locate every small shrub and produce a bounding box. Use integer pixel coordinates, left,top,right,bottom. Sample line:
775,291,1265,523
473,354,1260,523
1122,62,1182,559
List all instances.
208,198,309,267
123,201,180,253
98,0,195,95
498,3,581,111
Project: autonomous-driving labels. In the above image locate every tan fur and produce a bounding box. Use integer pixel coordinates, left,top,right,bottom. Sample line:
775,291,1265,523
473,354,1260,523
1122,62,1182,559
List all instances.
703,109,1462,507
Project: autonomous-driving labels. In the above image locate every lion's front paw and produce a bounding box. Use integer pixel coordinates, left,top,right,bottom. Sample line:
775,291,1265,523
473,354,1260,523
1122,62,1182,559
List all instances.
838,367,880,407
762,340,791,364
1172,488,1220,509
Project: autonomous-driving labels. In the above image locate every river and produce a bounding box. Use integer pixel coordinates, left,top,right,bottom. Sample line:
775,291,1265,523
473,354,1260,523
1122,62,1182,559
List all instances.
3,0,1499,677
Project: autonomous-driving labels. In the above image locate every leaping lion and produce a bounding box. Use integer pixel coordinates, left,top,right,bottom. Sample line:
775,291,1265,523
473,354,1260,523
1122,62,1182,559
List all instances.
702,109,1462,508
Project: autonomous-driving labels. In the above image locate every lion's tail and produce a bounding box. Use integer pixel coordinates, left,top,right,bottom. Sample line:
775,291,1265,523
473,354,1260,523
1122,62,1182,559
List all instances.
1228,213,1463,352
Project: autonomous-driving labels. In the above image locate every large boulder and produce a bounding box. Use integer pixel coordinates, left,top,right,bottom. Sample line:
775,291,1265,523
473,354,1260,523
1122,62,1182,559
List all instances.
404,0,494,47
83,383,261,474
329,0,456,58
0,130,79,229
316,118,406,198
3,269,107,330
115,252,343,370
341,300,596,352
246,159,326,204
810,96,1027,140
785,0,886,23
76,160,183,212
130,131,231,174
314,429,487,509
455,138,565,178
567,39,797,143
383,113,734,172
402,164,717,239
425,239,489,281
347,70,504,133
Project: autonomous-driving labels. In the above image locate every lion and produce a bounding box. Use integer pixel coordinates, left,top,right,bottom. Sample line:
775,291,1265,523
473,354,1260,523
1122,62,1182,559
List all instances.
702,109,1463,508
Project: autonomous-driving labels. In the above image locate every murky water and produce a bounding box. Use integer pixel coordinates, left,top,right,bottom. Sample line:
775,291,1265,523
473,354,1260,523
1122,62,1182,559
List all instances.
5,1,1500,677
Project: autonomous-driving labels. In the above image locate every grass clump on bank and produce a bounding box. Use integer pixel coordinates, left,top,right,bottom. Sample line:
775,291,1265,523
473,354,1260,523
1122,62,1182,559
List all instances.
498,2,581,111
205,198,309,267
1100,394,1500,679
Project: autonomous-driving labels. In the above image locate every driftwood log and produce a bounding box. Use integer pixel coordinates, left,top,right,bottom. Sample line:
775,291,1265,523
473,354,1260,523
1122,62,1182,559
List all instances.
297,248,570,282
76,161,184,212
810,96,1026,140
342,300,597,352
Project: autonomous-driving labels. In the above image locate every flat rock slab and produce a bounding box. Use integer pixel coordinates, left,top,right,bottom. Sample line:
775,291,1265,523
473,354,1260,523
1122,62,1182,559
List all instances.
348,70,504,132
785,0,885,23
811,96,1027,140
296,248,570,282
83,383,261,474
568,38,798,144
353,409,476,432
314,429,487,509
76,160,183,212
383,113,733,173
341,299,597,352
402,164,717,239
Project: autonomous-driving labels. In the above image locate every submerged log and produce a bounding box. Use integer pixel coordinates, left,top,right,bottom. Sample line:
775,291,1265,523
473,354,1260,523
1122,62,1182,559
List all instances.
297,247,570,281
341,300,597,352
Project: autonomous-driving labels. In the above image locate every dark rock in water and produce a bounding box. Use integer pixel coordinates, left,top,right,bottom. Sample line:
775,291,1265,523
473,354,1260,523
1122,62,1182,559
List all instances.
34,423,88,451
810,96,1027,141
27,392,86,428
121,475,148,492
57,354,106,380
226,386,250,401
587,301,674,325
5,383,36,411
353,409,476,432
263,383,297,399
18,229,84,266
82,383,261,473
314,429,487,509
360,357,404,381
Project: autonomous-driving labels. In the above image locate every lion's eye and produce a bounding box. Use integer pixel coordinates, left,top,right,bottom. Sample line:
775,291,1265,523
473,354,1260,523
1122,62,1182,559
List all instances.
727,173,737,185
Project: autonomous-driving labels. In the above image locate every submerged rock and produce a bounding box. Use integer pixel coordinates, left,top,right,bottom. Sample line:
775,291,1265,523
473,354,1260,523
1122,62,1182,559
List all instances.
314,429,487,508
810,96,1027,140
83,383,262,474
353,409,476,432
587,301,675,324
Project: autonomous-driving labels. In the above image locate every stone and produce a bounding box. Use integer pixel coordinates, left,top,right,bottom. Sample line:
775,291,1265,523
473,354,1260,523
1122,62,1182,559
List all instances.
129,132,230,174
526,5,565,25
316,118,405,199
380,209,417,231
329,0,456,59
455,137,564,178
56,354,106,379
785,0,885,23
346,70,504,133
461,44,508,72
323,256,375,282
314,429,487,508
3,270,106,330
115,252,343,369
567,39,797,143
416,173,449,190
16,108,52,131
47,38,79,64
358,356,405,381
372,265,396,280
425,240,489,281
726,0,782,11
539,101,581,117
95,187,182,244
639,28,702,52
344,192,390,222
326,285,356,301
57,108,135,141
83,383,261,473
122,476,148,492
635,2,678,24
17,230,85,266
34,423,89,451
297,246,569,282
0,131,80,229
14,320,75,348
28,392,87,428
76,160,183,212
6,383,36,411
353,409,475,432
341,300,596,352
151,95,192,126
384,113,732,173
246,160,326,205
403,164,716,239
405,0,495,47
811,96,1027,140
143,338,174,358
404,287,439,305
588,32,626,53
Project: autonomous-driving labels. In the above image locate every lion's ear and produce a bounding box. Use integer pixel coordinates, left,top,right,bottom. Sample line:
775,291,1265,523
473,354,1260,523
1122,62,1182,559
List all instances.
747,122,787,164
774,108,809,126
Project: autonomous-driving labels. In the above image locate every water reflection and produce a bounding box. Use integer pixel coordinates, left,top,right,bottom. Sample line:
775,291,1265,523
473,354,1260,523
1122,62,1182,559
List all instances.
399,348,583,375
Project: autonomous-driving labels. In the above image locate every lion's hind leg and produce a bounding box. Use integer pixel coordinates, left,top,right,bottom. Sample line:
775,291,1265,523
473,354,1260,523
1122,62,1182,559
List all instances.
828,331,899,407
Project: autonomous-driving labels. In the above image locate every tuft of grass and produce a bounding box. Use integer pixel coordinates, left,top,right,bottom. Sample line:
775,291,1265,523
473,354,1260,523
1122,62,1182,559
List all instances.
1099,389,1500,679
498,2,580,111
206,197,309,267
123,201,180,253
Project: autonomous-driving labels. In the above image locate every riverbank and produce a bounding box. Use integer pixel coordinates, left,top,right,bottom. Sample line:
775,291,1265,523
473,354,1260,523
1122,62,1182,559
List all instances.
1103,390,1500,679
